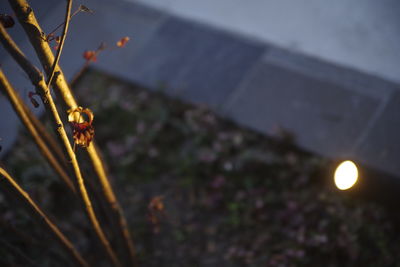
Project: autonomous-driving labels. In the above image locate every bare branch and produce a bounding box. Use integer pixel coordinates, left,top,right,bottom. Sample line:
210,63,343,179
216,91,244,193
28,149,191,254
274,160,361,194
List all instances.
0,167,89,267
0,23,75,191
0,68,75,193
9,0,78,110
24,104,70,169
0,23,40,84
46,0,72,88
46,5,90,40
0,12,121,266
9,0,137,263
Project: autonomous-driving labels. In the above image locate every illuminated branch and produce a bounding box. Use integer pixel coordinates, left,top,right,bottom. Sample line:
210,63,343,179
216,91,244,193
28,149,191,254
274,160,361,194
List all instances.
0,14,121,267
9,0,137,263
0,167,89,267
0,68,75,193
24,104,70,170
46,0,72,88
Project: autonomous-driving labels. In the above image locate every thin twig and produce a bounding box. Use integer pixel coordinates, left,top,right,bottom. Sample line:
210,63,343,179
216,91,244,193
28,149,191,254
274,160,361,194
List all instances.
24,105,70,169
0,67,75,193
71,42,105,86
9,0,138,264
8,0,75,109
46,7,82,40
0,9,121,266
46,0,72,88
0,167,89,267
70,61,90,86
0,24,74,191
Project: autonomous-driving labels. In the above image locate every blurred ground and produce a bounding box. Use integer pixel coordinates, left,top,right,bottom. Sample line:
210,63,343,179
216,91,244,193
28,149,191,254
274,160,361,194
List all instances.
1,69,399,266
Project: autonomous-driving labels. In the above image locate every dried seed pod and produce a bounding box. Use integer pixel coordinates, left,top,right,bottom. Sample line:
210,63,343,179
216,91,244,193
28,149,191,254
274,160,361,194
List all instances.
68,107,95,147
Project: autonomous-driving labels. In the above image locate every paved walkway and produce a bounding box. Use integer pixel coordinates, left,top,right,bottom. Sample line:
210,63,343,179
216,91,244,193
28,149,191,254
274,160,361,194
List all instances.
1,0,399,178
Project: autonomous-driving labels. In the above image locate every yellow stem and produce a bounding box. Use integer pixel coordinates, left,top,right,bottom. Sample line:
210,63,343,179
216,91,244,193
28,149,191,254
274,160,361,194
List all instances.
24,104,70,170
0,13,122,267
46,0,72,88
0,68,75,193
0,167,89,267
9,0,138,263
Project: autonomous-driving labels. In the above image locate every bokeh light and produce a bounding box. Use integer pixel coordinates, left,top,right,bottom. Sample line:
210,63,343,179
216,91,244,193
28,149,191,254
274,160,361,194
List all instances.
334,160,358,190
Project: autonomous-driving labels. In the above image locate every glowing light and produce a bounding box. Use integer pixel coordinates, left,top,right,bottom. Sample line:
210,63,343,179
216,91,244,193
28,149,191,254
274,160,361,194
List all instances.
334,160,358,190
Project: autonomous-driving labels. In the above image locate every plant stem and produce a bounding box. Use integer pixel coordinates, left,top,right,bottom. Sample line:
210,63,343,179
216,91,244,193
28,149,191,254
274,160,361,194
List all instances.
0,16,121,267
0,67,75,193
70,60,90,86
9,0,138,264
0,167,89,267
46,7,82,40
24,104,70,170
46,0,72,88
8,0,78,111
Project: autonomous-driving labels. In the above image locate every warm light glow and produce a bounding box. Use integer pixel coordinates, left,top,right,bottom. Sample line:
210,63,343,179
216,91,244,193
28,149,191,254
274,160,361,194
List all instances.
334,160,358,190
